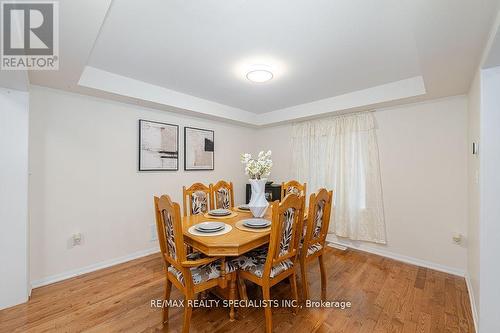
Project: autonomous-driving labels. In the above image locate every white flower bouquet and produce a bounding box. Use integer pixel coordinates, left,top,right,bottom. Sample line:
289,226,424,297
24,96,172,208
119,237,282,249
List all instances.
240,150,273,180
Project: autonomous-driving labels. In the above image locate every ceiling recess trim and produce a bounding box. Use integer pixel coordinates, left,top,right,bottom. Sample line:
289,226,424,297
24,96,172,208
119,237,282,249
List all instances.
79,66,426,127
78,66,258,124
256,76,426,125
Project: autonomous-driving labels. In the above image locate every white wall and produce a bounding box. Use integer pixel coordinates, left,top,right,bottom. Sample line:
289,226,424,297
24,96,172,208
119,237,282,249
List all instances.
27,86,470,289
29,86,256,284
256,96,469,274
467,72,481,320
479,65,500,333
0,88,30,309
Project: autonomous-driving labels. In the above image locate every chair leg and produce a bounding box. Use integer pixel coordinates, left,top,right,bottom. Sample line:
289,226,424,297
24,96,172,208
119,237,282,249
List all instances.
163,279,172,324
199,290,208,300
319,254,327,301
229,274,237,321
182,292,194,333
237,274,248,300
300,259,309,301
289,273,299,314
262,286,273,333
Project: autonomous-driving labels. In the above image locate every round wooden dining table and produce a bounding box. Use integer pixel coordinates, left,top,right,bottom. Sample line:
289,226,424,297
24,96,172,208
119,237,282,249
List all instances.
182,208,272,257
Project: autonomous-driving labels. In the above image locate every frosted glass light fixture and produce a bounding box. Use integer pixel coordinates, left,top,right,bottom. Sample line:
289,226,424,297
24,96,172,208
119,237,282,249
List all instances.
246,65,273,83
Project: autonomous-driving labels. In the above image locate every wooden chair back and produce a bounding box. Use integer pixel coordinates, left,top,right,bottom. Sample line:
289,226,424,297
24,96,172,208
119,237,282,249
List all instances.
183,182,212,216
154,195,188,277
302,189,333,256
211,180,234,209
281,180,307,199
265,193,305,278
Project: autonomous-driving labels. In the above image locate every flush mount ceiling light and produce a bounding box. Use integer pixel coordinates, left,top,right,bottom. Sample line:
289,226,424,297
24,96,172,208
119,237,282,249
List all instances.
246,65,274,83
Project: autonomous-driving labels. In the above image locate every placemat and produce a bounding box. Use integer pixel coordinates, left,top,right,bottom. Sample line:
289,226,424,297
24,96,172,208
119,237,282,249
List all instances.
203,211,238,219
188,224,233,236
235,219,271,233
234,207,252,213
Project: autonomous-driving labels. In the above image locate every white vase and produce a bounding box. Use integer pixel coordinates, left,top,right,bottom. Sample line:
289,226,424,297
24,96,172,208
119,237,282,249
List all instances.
248,178,269,218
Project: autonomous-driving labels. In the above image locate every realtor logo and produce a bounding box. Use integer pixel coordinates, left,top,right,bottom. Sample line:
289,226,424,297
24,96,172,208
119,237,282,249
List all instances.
1,1,58,70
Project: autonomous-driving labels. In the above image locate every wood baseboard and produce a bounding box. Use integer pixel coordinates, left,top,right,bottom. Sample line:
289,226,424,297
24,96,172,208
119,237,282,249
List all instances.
326,238,465,277
31,247,160,289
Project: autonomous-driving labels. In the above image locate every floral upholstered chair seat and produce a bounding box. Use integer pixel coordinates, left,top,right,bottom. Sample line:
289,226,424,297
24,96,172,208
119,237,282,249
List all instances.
299,241,323,257
311,200,325,238
216,187,231,209
234,246,293,278
299,199,325,256
235,208,296,278
191,191,209,215
167,252,238,285
286,186,301,196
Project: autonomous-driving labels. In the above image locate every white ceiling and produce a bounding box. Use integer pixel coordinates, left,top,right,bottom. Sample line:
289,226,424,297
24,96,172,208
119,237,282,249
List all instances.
25,0,500,126
88,0,421,114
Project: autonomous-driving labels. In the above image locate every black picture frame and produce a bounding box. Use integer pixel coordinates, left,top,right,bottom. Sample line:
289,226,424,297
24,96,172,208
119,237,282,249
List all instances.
138,119,179,171
184,126,215,171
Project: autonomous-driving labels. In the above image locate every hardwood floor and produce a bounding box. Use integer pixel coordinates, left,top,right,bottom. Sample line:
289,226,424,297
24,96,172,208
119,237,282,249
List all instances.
0,247,475,333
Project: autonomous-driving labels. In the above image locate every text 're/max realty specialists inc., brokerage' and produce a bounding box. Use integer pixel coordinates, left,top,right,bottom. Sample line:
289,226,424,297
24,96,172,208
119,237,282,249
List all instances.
151,299,353,310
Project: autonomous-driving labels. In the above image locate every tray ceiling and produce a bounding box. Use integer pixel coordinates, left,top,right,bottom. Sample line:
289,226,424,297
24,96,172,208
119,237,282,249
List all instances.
23,0,500,126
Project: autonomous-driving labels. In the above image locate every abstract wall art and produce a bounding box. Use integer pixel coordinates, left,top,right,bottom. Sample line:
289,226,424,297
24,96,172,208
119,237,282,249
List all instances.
139,119,179,171
184,127,214,171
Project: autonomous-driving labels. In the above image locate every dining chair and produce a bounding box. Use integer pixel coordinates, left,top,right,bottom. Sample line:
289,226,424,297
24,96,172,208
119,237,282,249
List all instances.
211,180,234,209
183,182,212,216
281,180,307,199
154,195,238,333
234,193,305,333
299,188,333,301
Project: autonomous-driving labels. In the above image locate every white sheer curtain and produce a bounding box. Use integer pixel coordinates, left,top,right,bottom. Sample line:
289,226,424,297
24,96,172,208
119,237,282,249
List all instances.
291,112,386,244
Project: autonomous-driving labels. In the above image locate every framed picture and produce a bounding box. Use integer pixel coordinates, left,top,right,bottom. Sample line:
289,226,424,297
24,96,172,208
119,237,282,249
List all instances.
184,127,214,171
138,119,179,171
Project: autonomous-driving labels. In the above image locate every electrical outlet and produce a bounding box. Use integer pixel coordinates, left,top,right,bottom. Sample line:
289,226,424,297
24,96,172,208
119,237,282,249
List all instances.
150,224,158,241
72,233,83,246
452,233,462,245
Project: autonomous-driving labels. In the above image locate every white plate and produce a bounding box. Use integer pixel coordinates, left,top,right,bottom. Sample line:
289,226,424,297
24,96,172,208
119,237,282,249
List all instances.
242,218,271,228
208,209,231,216
243,223,269,229
196,226,224,233
195,222,225,231
188,224,232,237
238,204,250,210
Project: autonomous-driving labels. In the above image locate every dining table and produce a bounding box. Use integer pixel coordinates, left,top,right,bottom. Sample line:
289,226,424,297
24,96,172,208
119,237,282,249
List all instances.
182,207,309,256
182,208,272,256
